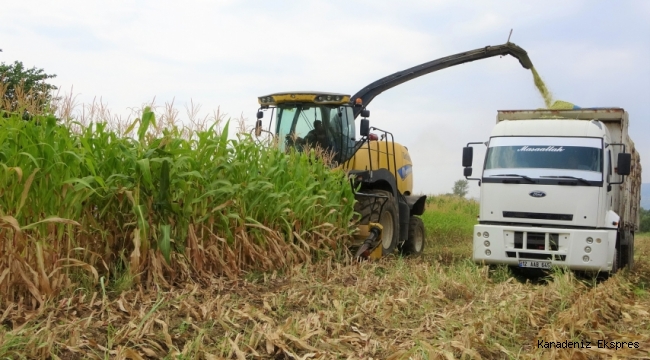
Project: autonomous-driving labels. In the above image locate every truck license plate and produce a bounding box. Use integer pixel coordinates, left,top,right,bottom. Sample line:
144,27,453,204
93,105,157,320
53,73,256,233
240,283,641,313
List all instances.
519,260,552,269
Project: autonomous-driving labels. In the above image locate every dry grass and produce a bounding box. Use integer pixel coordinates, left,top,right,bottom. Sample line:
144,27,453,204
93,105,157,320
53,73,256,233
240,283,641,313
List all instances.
2,231,648,359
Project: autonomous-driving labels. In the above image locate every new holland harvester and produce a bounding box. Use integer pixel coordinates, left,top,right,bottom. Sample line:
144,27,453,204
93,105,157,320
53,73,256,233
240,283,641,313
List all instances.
254,42,534,259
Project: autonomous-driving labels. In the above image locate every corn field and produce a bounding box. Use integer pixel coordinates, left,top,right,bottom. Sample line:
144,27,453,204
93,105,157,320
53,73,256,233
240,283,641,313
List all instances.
0,107,356,308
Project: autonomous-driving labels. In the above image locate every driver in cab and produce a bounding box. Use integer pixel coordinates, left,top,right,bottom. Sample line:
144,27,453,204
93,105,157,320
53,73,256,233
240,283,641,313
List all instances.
303,120,329,150
287,120,329,149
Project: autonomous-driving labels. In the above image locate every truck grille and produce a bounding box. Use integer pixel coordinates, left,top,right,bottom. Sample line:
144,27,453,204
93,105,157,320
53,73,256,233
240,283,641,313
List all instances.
507,251,566,261
513,231,560,251
508,231,565,261
518,252,552,260
503,211,573,221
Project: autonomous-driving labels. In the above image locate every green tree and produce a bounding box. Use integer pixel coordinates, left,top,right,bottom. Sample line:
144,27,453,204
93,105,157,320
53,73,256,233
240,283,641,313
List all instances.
452,179,469,198
0,60,57,113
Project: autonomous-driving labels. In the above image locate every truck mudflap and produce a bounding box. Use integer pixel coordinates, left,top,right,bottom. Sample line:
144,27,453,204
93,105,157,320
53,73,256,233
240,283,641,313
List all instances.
472,224,618,272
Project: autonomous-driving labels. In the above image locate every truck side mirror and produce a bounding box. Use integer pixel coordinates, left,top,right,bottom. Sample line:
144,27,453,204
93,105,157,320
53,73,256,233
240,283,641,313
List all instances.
360,119,370,137
360,109,370,118
617,153,631,176
462,147,473,167
464,167,472,177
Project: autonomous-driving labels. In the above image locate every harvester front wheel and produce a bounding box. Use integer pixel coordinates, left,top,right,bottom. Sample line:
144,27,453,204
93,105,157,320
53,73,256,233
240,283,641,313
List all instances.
400,216,425,256
355,189,399,256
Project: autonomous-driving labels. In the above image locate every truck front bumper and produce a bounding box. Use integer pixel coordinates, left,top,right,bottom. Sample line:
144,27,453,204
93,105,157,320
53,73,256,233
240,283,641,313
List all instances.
473,224,617,272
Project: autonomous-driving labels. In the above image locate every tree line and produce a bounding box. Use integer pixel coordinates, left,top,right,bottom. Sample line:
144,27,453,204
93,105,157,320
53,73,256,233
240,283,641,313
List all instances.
641,207,650,233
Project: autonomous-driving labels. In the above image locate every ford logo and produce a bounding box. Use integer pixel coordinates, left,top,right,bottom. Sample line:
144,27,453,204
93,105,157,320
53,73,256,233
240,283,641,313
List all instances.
529,191,546,198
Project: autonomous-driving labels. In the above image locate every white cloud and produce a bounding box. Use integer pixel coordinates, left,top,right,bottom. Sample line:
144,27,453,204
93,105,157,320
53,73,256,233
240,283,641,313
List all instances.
2,0,648,195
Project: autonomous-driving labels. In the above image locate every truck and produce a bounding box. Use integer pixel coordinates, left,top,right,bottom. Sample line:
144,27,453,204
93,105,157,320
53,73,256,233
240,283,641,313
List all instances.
462,108,642,274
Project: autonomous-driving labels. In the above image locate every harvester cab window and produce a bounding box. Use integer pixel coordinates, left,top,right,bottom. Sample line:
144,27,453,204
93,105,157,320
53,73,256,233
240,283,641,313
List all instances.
327,106,356,163
278,104,328,150
277,104,356,164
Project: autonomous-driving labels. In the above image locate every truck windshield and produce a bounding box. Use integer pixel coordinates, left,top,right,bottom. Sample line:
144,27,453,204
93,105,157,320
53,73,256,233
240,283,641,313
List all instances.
483,137,603,181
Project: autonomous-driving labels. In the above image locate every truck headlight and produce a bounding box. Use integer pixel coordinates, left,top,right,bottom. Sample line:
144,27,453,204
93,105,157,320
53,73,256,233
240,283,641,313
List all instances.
586,237,593,244
483,232,489,238
484,240,490,247
485,249,491,256
583,255,589,262
584,246,591,253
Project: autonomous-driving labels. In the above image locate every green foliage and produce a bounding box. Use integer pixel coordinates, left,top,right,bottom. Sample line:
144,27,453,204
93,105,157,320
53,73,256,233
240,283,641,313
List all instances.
421,195,478,244
452,179,469,198
640,207,650,233
0,108,356,300
0,61,57,113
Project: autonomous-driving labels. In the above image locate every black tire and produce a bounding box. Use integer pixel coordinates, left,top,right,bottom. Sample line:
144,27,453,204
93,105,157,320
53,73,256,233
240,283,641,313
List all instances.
353,189,399,256
610,247,619,276
621,231,635,270
601,237,623,280
627,233,635,270
400,216,425,256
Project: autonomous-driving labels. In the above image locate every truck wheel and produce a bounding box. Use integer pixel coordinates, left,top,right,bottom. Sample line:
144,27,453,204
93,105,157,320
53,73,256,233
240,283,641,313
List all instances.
400,216,425,256
611,247,619,275
624,231,635,270
617,230,635,270
354,189,399,256
628,233,635,270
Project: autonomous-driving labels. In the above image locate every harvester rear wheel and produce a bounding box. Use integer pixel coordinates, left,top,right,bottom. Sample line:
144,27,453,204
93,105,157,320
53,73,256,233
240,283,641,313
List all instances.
400,216,425,256
354,189,399,256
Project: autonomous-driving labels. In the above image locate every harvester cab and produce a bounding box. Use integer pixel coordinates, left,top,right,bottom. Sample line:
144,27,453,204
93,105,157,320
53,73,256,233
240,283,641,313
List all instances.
255,42,533,259
256,92,357,166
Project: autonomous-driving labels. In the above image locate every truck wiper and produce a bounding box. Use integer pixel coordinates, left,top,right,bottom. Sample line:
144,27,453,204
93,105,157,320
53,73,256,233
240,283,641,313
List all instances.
540,175,591,185
492,174,535,183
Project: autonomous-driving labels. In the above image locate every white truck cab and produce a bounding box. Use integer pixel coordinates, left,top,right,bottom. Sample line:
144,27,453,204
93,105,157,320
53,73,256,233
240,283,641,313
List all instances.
463,108,641,274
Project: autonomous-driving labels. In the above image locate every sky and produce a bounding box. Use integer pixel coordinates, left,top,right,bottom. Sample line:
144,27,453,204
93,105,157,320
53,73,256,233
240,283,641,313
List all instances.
2,0,649,198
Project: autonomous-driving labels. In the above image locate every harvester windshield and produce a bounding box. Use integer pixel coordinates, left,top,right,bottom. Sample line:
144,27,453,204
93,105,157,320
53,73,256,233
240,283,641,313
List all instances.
275,103,356,164
257,92,358,164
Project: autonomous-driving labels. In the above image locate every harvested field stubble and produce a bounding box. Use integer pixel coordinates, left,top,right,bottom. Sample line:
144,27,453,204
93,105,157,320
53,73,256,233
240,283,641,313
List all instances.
2,235,649,359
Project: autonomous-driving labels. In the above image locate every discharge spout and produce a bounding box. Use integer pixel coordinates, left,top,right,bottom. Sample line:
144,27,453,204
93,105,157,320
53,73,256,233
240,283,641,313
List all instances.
351,41,534,118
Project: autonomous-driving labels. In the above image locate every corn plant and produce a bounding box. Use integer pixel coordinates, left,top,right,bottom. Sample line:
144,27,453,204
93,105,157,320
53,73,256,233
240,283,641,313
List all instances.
0,106,356,307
